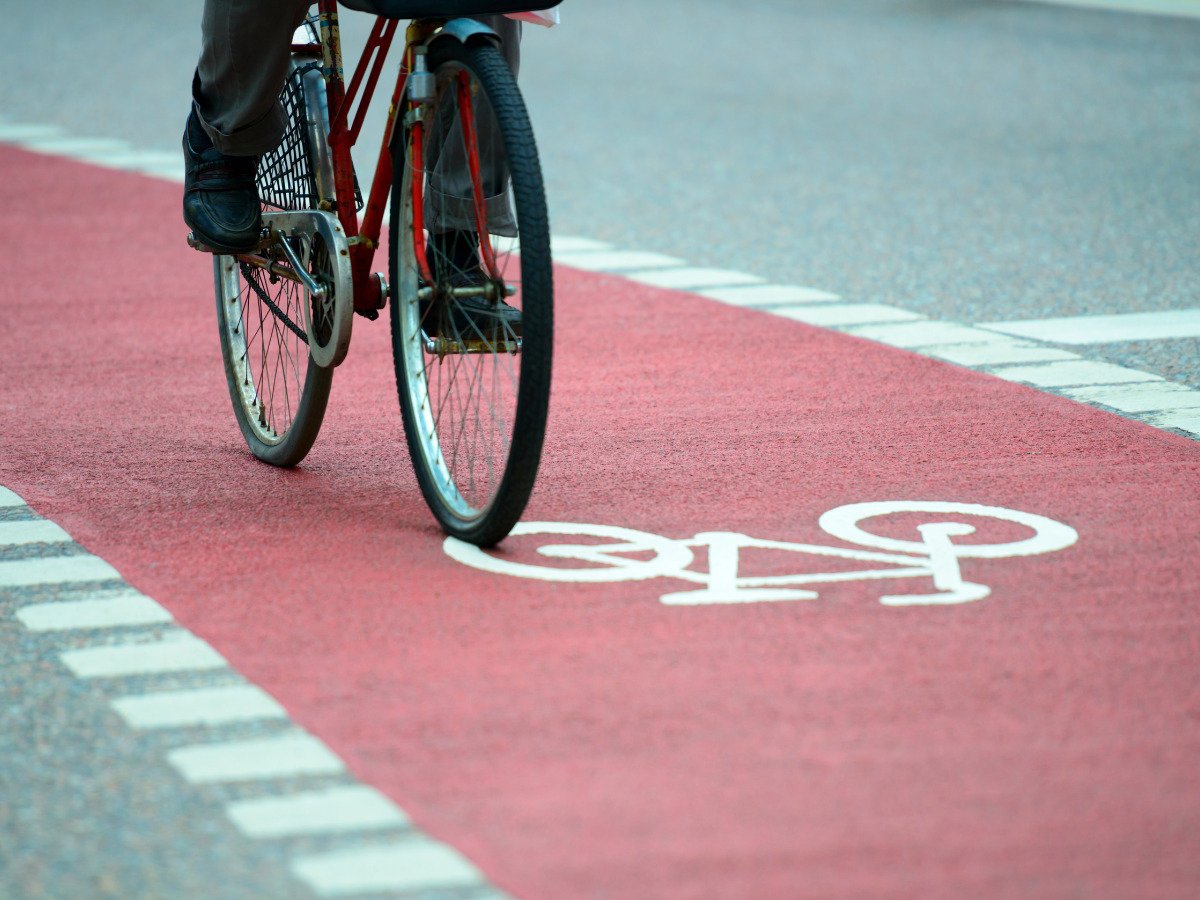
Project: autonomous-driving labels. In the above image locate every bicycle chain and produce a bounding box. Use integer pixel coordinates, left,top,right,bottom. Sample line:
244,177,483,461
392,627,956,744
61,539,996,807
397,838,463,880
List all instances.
239,261,310,343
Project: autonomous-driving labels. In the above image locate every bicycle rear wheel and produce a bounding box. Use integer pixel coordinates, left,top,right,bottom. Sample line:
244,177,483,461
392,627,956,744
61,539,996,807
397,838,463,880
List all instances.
214,57,333,467
390,39,553,546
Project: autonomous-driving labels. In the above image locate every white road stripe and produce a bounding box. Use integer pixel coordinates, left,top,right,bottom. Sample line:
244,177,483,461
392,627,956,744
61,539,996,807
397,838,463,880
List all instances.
226,786,408,838
554,250,684,271
0,555,120,588
61,633,228,678
989,360,1164,388
168,733,345,783
698,284,841,306
20,137,133,158
0,519,71,546
625,267,764,290
0,123,63,141
112,684,287,729
550,235,612,252
981,309,1200,345
924,342,1081,367
1146,409,1200,436
1061,382,1200,413
846,321,1007,348
292,840,485,896
777,304,924,327
17,592,172,631
1019,0,1200,19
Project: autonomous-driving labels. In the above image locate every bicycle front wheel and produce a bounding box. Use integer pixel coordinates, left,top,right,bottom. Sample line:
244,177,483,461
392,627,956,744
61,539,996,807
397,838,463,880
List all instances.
390,39,553,546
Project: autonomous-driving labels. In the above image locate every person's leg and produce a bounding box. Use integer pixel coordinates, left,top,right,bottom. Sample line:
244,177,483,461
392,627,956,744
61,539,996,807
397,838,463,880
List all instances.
427,15,522,281
183,0,311,251
194,0,314,155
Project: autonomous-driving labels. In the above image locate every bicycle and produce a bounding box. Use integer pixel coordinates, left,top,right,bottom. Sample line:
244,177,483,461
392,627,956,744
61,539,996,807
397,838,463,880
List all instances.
190,1,558,546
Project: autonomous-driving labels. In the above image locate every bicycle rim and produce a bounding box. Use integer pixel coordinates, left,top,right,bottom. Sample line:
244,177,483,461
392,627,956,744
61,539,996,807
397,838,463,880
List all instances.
391,42,552,546
214,57,332,467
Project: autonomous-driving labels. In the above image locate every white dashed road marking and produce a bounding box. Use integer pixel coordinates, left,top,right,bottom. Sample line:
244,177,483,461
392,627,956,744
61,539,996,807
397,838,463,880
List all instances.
0,519,72,546
225,786,409,838
982,309,1200,344
624,266,765,290
291,840,487,896
61,633,229,678
111,685,289,729
0,555,120,588
989,360,1163,388
16,591,173,631
167,733,346,783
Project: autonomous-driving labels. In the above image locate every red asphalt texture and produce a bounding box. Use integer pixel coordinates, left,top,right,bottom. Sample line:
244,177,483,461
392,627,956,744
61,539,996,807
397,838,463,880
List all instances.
3,146,1200,897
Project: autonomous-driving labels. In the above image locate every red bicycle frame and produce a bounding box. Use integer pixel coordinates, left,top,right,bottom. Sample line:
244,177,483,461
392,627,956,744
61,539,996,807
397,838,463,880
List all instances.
300,2,503,314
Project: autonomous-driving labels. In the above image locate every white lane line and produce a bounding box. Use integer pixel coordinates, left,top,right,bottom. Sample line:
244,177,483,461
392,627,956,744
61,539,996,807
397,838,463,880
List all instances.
697,284,841,306
17,592,172,631
1061,382,1200,413
292,840,486,896
554,250,684,271
923,341,1082,367
1018,0,1200,20
0,519,72,546
111,685,287,729
0,555,120,588
0,123,63,141
61,633,228,678
624,267,765,290
1145,409,1200,436
226,786,409,838
168,733,345,784
777,303,924,327
989,360,1164,388
981,309,1200,345
551,235,612,252
20,136,132,158
845,321,1007,348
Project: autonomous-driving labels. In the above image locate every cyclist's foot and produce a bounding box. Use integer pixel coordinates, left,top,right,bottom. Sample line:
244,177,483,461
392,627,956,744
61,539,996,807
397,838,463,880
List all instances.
424,231,521,338
182,110,262,254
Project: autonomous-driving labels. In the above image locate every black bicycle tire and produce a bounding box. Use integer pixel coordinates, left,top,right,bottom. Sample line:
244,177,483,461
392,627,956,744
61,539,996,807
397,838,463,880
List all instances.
390,40,553,546
214,58,333,468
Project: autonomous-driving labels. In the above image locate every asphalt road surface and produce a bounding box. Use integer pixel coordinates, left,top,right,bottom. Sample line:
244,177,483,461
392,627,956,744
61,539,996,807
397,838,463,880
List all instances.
2,2,1199,897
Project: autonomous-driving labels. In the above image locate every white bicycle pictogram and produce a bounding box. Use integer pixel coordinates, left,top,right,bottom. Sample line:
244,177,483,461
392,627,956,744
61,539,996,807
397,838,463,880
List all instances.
444,501,1078,606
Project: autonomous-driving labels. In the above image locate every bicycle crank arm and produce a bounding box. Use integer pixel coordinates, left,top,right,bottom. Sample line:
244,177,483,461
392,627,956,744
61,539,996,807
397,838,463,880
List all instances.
267,226,328,303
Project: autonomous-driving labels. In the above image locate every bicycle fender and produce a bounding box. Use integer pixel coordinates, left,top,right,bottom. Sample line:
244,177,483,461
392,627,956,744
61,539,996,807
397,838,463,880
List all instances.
427,17,501,52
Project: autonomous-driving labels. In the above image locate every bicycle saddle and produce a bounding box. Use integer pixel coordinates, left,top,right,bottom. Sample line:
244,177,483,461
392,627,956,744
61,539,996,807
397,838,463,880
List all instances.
339,0,561,18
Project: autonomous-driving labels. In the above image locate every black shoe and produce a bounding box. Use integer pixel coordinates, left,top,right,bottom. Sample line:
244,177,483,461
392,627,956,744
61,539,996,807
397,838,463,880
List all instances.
182,110,262,253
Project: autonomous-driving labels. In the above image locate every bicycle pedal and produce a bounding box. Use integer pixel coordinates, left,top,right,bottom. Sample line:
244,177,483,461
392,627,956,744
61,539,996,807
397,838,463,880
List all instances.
186,232,217,254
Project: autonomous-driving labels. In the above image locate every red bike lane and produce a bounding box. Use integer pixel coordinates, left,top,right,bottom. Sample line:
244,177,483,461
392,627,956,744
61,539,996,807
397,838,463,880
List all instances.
3,146,1200,896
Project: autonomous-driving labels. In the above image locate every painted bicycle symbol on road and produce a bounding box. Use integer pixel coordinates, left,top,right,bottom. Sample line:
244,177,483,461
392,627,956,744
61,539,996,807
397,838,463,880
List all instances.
445,501,1078,606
